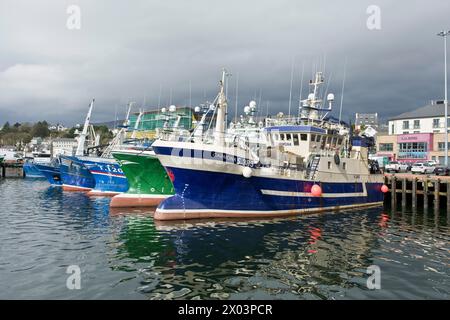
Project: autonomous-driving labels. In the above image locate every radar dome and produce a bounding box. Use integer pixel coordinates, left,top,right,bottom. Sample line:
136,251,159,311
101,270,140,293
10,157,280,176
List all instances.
194,106,201,113
169,105,176,112
308,93,315,100
161,107,167,113
244,106,250,114
327,93,335,101
249,100,257,108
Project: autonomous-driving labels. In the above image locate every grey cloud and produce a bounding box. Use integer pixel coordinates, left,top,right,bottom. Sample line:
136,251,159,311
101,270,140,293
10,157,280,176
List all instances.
0,0,449,125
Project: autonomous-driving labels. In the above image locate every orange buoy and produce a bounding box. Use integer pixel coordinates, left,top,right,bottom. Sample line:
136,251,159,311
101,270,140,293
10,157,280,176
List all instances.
311,184,322,197
381,185,389,193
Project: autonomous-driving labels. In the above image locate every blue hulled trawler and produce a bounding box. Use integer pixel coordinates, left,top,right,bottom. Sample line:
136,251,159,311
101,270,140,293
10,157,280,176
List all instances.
151,70,385,220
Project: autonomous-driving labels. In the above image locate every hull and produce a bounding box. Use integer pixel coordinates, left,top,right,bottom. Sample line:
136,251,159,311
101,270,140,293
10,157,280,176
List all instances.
60,156,95,191
110,150,174,207
23,162,46,178
34,163,62,185
77,157,129,196
152,143,385,220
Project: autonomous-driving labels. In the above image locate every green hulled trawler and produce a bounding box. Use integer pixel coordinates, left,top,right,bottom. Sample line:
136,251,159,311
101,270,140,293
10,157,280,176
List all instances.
110,148,174,207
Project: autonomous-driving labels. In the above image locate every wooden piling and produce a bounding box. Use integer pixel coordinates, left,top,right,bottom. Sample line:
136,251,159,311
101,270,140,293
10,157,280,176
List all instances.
401,178,407,208
447,182,450,213
412,178,417,209
434,180,440,211
423,180,429,209
391,175,396,209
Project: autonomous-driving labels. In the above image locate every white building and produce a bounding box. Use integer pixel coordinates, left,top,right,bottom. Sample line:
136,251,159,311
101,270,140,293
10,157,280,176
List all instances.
51,138,78,157
49,123,67,132
355,113,378,130
388,100,450,135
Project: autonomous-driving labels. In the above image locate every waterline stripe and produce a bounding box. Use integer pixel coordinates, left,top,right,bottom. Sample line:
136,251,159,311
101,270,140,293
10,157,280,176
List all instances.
260,183,367,198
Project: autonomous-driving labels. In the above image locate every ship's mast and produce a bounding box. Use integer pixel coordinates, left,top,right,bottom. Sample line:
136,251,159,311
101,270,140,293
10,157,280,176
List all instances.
131,109,144,139
75,99,94,156
214,69,228,145
299,72,333,122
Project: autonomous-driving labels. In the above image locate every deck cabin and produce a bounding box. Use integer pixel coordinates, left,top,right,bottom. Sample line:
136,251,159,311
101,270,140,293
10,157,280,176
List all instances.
264,125,345,161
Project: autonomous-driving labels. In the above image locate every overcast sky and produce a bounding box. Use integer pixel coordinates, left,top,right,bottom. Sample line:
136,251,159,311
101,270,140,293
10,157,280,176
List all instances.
1,0,449,126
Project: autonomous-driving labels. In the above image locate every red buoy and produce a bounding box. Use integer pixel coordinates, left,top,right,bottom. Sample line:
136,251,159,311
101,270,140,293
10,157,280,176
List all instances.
311,184,322,197
381,185,389,193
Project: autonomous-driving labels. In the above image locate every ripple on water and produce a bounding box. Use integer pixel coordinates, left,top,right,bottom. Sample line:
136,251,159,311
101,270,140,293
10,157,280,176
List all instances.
0,179,449,299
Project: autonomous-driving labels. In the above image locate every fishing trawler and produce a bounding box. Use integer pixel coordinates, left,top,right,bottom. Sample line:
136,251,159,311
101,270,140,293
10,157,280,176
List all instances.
34,157,62,185
60,99,97,191
109,148,173,207
151,70,385,220
23,151,52,178
109,106,193,207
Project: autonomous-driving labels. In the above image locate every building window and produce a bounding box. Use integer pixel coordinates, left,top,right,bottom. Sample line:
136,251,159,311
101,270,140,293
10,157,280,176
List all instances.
398,142,427,159
433,119,440,128
391,124,394,134
402,121,409,130
438,142,450,151
413,120,420,129
379,143,393,151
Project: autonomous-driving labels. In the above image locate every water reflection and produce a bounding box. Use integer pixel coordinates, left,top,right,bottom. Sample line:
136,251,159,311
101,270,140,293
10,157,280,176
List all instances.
0,179,448,299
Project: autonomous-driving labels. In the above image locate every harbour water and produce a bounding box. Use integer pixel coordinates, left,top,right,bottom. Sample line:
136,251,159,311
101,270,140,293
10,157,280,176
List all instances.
0,179,448,300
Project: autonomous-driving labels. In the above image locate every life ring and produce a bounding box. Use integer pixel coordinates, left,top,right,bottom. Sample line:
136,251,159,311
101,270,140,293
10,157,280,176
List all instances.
334,153,340,165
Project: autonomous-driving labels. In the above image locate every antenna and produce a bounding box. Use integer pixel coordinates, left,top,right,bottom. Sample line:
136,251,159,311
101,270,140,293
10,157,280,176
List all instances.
189,80,192,108
339,58,348,124
114,104,118,131
298,61,305,110
288,59,294,117
158,85,162,108
234,73,239,123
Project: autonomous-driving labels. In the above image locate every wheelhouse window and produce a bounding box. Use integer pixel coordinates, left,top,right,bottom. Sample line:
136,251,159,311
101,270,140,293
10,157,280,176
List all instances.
293,134,299,146
300,134,307,141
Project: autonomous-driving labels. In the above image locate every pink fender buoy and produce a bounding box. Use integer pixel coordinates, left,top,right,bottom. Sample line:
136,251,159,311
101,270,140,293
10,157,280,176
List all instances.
311,184,322,197
381,185,389,193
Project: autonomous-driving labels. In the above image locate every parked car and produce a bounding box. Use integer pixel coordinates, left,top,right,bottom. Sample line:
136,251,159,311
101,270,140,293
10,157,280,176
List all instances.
434,165,450,176
425,160,439,166
404,162,413,171
385,161,408,173
411,162,435,174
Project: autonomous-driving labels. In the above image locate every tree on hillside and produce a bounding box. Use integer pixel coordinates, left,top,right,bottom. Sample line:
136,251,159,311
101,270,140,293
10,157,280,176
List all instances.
2,121,10,133
31,121,50,138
